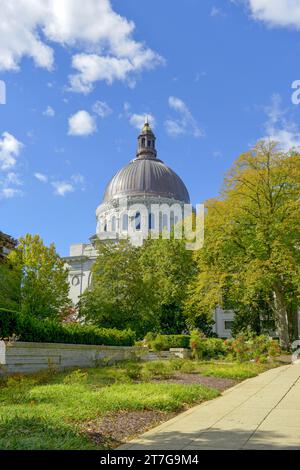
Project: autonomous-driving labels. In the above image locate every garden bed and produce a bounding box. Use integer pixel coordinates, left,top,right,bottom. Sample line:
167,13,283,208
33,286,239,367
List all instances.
0,359,281,450
80,410,176,448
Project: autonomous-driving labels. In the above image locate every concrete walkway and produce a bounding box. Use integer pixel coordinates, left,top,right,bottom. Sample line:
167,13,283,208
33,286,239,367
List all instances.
119,364,300,450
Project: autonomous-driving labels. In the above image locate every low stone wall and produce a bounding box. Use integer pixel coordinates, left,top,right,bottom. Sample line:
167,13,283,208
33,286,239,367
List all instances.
143,348,191,361
0,341,145,375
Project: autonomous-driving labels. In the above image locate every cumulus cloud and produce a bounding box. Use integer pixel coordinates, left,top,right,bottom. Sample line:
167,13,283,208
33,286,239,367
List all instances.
0,132,23,171
165,97,204,138
263,94,300,150
43,106,55,117
68,110,97,136
245,0,300,29
0,0,163,91
92,101,112,118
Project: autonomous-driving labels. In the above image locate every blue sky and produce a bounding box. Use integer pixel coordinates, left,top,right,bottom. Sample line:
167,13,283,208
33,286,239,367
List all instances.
1,0,300,255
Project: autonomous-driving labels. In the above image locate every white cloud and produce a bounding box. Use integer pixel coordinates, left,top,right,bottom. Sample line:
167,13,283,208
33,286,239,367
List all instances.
0,188,23,199
52,181,75,196
43,106,55,117
210,6,226,17
263,94,300,150
165,97,204,138
35,172,48,183
0,0,164,91
68,110,96,136
5,172,23,186
129,113,156,130
0,132,23,171
0,171,23,200
245,0,300,29
51,173,85,196
123,102,156,130
92,101,112,118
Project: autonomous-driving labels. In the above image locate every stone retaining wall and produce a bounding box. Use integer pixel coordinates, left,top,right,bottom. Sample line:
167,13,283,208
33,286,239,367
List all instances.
0,341,145,375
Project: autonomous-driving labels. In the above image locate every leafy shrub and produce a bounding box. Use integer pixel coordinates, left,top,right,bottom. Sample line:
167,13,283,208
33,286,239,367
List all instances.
147,333,190,351
228,332,281,362
126,363,143,380
189,330,206,359
141,360,174,380
201,338,228,359
180,361,198,374
63,370,88,384
189,330,229,360
0,309,135,346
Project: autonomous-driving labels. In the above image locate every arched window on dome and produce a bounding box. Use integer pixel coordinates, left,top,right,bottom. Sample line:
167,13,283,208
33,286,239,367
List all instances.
122,214,128,231
141,138,146,148
149,212,155,230
135,212,141,231
111,216,116,232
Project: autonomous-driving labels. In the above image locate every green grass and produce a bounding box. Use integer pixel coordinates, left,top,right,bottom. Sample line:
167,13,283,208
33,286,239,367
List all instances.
0,359,280,449
185,360,279,380
0,365,219,450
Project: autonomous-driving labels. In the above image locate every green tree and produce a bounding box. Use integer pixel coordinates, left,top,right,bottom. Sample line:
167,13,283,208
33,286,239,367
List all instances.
185,142,300,348
8,234,70,320
140,237,196,334
79,240,158,338
0,260,21,311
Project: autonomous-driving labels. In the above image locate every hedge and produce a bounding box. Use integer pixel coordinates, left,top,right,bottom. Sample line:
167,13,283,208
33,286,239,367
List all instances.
0,309,135,346
150,334,190,351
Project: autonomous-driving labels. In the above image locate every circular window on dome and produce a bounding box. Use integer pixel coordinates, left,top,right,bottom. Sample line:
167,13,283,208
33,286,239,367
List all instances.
72,275,80,287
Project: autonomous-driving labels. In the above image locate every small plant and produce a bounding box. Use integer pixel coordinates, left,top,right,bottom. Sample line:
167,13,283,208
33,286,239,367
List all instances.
63,369,88,384
151,335,168,353
180,360,198,374
189,330,206,359
126,362,142,380
141,360,174,380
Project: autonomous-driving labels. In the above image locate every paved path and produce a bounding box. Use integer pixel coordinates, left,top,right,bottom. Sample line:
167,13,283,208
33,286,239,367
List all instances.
119,365,300,450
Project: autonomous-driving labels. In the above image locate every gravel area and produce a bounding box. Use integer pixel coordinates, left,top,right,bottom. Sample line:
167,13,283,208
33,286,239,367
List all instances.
153,373,238,391
81,410,175,448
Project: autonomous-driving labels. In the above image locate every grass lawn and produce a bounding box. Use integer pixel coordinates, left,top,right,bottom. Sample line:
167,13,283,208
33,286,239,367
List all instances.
0,359,280,450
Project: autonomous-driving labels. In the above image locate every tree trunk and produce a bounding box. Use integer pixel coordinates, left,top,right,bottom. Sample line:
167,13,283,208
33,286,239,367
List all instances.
287,306,299,342
272,287,290,350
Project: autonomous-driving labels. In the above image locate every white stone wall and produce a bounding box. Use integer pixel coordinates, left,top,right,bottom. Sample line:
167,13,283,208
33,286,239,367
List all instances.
0,341,145,375
64,243,98,305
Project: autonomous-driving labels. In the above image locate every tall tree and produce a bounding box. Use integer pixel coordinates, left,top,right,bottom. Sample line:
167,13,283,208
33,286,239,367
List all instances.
8,234,70,320
140,237,196,334
185,142,300,348
78,240,158,337
0,260,21,311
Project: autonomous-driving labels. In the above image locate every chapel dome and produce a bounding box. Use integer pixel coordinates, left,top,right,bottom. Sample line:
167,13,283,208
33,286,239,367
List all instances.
103,122,190,204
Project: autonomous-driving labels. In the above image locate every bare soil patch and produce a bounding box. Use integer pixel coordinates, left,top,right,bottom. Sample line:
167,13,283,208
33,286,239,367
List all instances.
153,373,237,391
80,375,237,448
81,410,176,448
